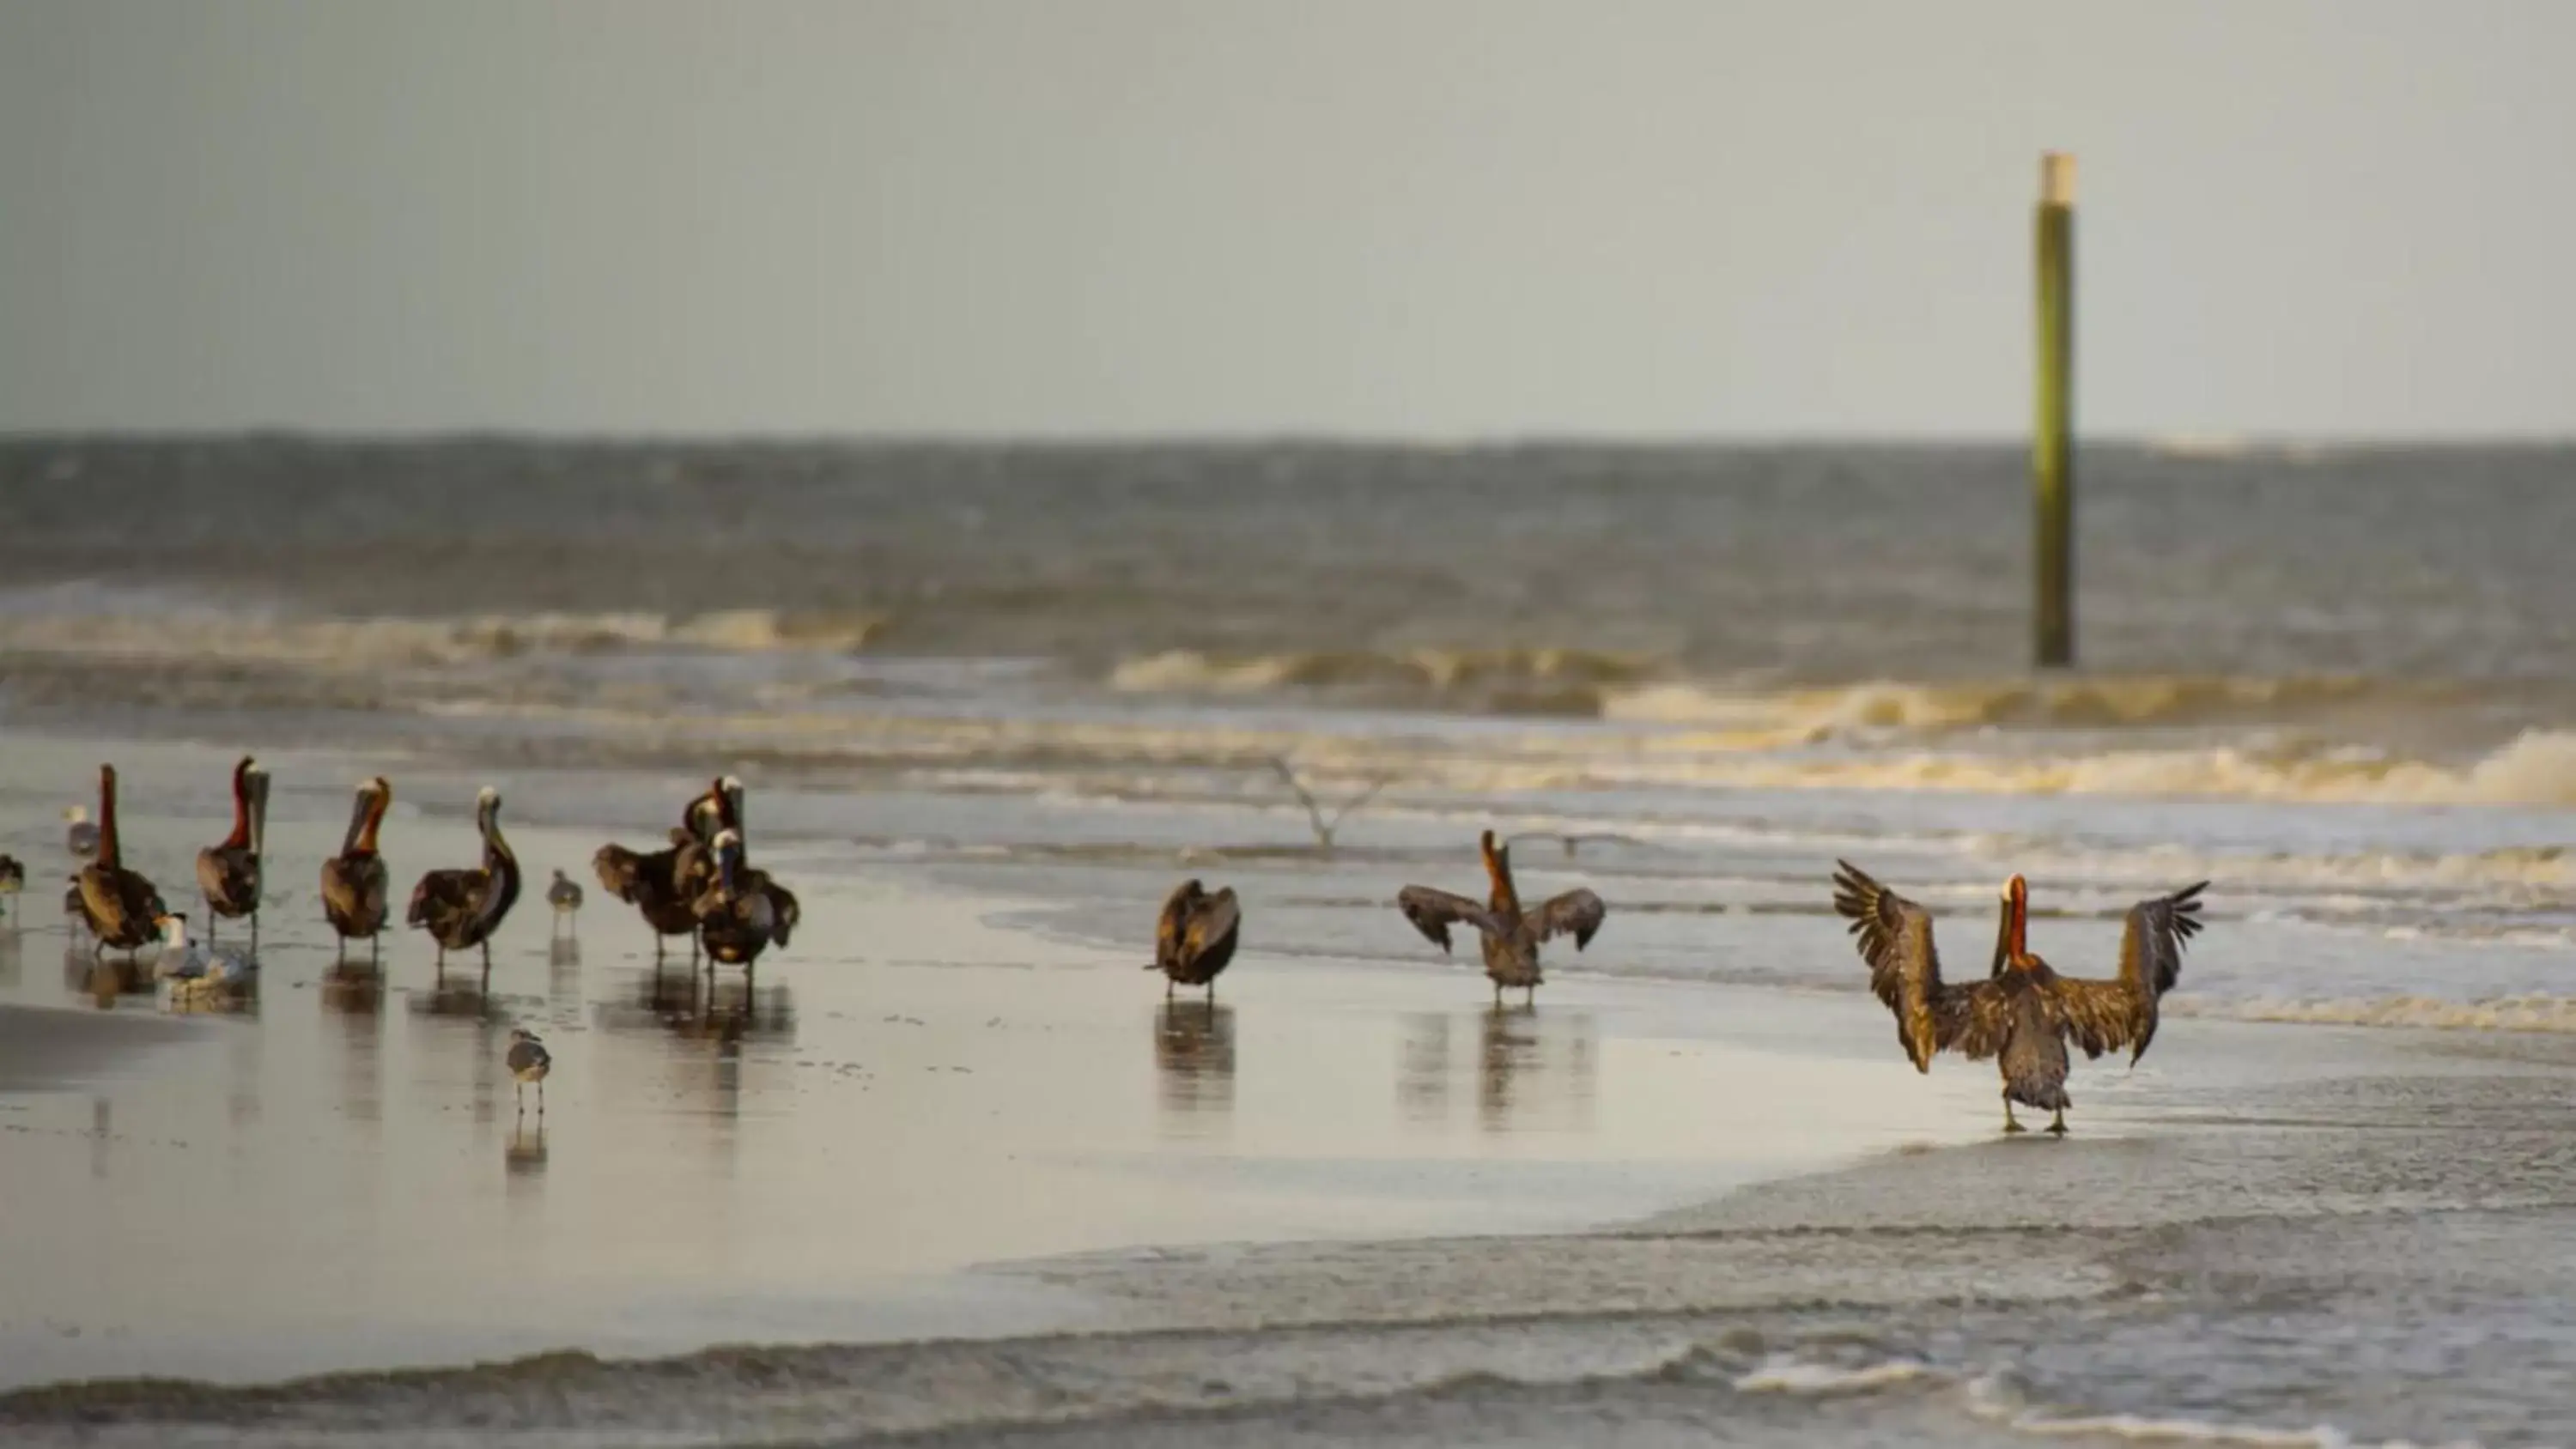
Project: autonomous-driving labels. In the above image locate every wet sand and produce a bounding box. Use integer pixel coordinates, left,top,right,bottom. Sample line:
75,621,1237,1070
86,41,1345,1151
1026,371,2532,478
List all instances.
0,733,1995,1394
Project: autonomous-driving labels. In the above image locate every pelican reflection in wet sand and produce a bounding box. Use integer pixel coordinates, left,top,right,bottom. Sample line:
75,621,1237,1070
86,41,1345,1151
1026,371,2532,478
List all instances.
507,1028,551,1116
1398,830,1606,1007
76,765,167,961
195,755,269,946
1831,862,2205,1134
320,777,393,964
1149,878,1239,1000
406,786,522,974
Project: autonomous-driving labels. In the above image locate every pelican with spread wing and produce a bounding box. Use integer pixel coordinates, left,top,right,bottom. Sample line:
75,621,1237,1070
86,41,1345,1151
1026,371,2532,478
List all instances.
1150,878,1239,1000
1832,861,2205,1134
1397,829,1605,1008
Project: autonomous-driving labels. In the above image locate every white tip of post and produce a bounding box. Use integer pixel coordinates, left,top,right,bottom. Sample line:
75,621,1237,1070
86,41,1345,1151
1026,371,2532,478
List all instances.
2041,152,2077,206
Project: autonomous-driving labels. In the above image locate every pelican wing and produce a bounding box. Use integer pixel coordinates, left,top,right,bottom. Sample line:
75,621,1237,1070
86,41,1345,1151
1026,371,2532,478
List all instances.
2047,974,2142,1061
1522,888,1606,951
1185,886,1241,961
1830,860,1956,1073
1396,886,1503,953
757,877,799,947
406,866,483,931
1155,880,1197,969
2096,881,2208,1064
2122,882,2206,997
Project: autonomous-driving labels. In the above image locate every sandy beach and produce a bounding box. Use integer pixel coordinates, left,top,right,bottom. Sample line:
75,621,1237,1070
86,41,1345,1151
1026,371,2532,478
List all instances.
0,731,1996,1398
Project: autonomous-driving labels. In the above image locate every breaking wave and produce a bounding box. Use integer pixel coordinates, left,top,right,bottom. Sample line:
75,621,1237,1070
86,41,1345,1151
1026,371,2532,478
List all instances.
0,605,890,670
1109,646,1665,716
2167,994,2576,1035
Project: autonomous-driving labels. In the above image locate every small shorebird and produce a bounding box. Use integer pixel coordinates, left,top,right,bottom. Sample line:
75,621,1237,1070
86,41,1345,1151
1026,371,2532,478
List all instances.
153,911,258,1003
692,828,776,973
1831,863,2205,1134
195,755,269,947
319,777,393,963
76,765,167,960
0,854,22,925
1397,830,1607,1008
1149,877,1239,1001
547,869,583,937
406,786,522,973
64,806,100,864
506,1028,551,1116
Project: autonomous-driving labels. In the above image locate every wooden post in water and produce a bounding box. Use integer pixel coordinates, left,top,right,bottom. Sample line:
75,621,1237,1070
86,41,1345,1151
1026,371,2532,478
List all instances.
2032,152,2076,669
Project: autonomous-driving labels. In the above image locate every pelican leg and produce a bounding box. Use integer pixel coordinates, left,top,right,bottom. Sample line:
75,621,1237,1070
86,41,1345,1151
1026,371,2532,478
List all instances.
538,1079,546,1116
370,934,381,966
1492,981,1503,1009
1525,985,1535,1009
2002,1095,2026,1134
1164,978,1175,1001
334,936,346,966
1205,980,1216,1003
2048,1108,2068,1137
514,1082,524,1117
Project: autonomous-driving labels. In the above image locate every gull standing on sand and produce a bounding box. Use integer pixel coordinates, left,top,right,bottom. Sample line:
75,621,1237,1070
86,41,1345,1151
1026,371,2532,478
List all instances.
547,869,583,937
195,755,269,946
154,911,258,1003
406,786,522,973
75,765,168,960
506,1028,551,1115
319,777,393,963
1396,830,1607,1008
1149,877,1239,1001
1829,863,2206,1135
64,806,100,863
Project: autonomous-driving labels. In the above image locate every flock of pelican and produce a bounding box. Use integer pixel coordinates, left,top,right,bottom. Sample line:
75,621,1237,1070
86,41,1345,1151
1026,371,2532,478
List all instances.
1153,838,2206,1136
0,761,2211,1137
26,763,803,997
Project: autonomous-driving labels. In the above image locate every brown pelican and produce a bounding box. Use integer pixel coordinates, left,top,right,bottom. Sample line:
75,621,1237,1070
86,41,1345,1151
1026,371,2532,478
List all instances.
1996,873,2205,1067
319,777,393,962
692,828,776,972
714,776,799,948
64,806,100,864
1398,829,1607,1007
75,765,167,958
546,870,583,937
194,755,269,946
1830,862,2205,1134
406,786,522,973
506,1028,551,1116
592,786,722,961
0,853,21,925
1149,878,1240,1000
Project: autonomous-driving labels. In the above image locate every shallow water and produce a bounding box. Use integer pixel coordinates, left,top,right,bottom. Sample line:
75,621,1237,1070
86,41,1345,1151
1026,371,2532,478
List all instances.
5,441,2576,1444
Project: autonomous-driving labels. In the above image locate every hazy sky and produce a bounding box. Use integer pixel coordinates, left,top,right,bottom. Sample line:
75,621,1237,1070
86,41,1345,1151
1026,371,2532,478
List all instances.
3,2,2572,438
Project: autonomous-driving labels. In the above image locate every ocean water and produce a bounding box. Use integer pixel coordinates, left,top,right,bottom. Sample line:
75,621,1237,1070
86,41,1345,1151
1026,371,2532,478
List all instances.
6,438,2576,1446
